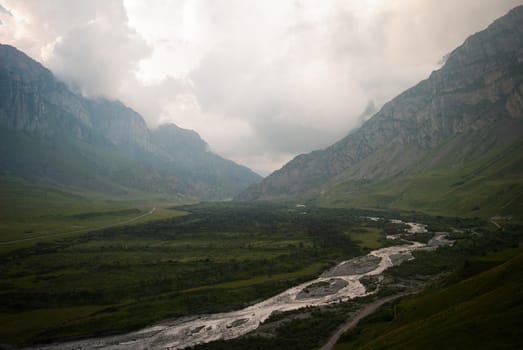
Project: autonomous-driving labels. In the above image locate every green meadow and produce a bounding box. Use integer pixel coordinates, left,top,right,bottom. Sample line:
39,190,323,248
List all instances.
0,201,403,346
1,181,520,349
191,221,523,350
0,178,188,250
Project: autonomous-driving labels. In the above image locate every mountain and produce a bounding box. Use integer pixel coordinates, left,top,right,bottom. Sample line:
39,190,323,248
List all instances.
0,44,261,199
237,6,523,219
150,123,263,198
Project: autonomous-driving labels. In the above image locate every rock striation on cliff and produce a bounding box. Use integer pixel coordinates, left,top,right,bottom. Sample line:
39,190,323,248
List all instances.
0,44,261,199
237,6,523,218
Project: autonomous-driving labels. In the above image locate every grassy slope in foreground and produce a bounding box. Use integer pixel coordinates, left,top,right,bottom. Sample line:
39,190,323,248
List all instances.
335,246,523,350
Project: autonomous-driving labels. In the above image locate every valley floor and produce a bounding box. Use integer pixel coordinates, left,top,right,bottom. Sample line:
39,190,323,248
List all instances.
0,200,521,349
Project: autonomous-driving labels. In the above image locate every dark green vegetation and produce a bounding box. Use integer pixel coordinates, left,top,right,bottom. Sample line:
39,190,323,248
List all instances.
237,6,523,222
1,197,520,349
335,243,523,350
192,305,356,350
192,220,523,350
0,203,410,346
2,6,522,349
0,44,261,200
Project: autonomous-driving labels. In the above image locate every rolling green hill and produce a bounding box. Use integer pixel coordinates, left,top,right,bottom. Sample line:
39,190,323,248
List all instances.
335,247,523,350
319,135,523,219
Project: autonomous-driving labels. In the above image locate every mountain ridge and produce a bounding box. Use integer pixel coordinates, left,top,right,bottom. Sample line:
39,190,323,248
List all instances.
236,6,523,219
0,44,262,199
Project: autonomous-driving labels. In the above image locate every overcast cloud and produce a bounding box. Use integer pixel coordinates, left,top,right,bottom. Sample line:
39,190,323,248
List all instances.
1,0,522,175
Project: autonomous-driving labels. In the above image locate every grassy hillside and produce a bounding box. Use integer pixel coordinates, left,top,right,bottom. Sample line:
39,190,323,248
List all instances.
320,136,523,221
0,127,160,194
334,246,523,350
0,177,187,250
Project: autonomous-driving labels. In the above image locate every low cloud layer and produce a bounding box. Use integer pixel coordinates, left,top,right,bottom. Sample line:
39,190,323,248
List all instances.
1,0,522,175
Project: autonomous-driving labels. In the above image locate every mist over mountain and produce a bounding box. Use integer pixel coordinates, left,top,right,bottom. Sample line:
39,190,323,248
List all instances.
0,44,261,199
1,5,523,350
237,6,523,219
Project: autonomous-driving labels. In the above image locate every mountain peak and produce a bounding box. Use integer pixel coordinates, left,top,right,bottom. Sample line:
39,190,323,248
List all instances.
153,123,209,153
0,44,47,74
236,5,523,219
0,43,262,199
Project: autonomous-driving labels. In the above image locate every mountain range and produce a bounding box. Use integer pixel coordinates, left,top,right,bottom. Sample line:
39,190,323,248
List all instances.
237,6,523,220
2,5,522,217
0,44,261,200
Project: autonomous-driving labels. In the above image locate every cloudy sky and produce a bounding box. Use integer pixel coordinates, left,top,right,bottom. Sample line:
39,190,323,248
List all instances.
1,0,522,175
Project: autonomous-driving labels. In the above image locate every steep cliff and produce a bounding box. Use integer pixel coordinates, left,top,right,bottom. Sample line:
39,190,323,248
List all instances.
0,44,262,199
0,44,91,138
237,6,523,217
151,124,261,199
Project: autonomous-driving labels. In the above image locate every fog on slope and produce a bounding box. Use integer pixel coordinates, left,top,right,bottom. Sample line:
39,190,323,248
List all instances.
1,0,522,175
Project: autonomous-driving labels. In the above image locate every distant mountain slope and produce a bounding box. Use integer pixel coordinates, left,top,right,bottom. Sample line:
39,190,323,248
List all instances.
150,124,262,199
0,44,261,199
237,6,523,218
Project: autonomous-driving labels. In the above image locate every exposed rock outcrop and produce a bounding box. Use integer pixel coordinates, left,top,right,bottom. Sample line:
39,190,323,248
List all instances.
237,6,523,203
0,44,262,199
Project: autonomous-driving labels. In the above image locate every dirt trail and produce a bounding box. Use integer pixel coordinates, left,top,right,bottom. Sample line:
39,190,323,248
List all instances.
0,207,156,245
320,293,405,350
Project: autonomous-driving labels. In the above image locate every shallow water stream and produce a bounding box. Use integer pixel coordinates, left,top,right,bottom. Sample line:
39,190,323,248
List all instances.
36,220,447,350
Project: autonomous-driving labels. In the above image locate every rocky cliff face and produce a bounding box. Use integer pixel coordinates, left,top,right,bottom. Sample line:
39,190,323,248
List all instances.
0,45,91,139
87,99,155,153
151,124,261,199
152,123,209,155
238,6,523,202
0,44,262,199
